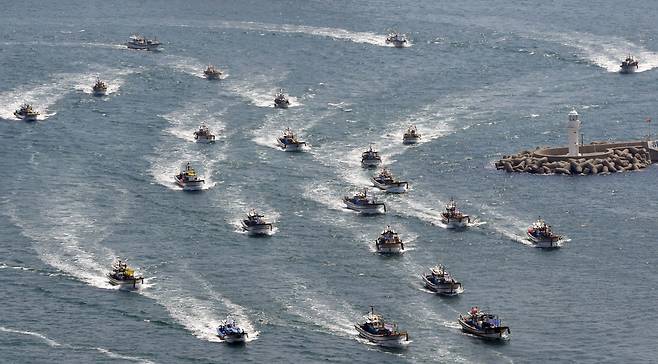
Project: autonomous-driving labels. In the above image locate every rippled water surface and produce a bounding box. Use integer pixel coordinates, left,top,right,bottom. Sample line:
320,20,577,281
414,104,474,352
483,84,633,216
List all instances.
2,1,658,363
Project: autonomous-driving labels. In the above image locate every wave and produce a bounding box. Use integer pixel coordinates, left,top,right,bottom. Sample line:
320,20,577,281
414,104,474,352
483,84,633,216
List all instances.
0,326,61,347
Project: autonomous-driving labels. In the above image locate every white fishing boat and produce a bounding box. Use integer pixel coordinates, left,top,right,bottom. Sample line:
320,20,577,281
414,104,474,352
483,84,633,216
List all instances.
620,55,639,74
92,79,108,96
204,65,223,80
422,265,464,296
402,125,421,145
526,217,562,248
216,318,248,343
361,145,382,168
355,307,409,348
277,127,306,151
375,226,404,254
342,188,386,214
440,199,470,229
458,307,510,340
107,259,144,290
174,162,205,191
126,34,160,51
241,210,273,235
372,168,408,193
274,89,290,109
193,124,216,143
385,33,408,48
13,104,39,121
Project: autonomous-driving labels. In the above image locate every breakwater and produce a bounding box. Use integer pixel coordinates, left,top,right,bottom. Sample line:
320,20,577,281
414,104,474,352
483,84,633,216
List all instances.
495,140,658,175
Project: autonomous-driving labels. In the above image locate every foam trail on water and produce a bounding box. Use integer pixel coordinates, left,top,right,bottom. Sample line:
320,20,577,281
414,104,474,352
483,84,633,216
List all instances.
0,326,61,347
4,200,121,290
225,75,301,108
73,68,133,95
95,348,155,364
220,185,279,234
161,102,226,143
207,21,391,47
158,55,230,79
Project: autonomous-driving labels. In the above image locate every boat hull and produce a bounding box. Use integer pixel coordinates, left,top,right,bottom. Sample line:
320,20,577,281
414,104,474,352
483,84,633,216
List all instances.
195,136,215,144
344,200,386,214
92,89,107,97
242,224,273,235
278,140,305,152
526,232,560,248
108,276,143,290
361,159,382,168
274,102,289,109
15,115,37,122
217,332,248,343
402,136,420,145
205,73,221,80
422,276,464,296
376,242,404,254
372,180,408,193
441,217,468,229
458,317,510,340
387,40,407,48
127,43,159,51
355,325,408,347
174,177,204,191
620,66,637,74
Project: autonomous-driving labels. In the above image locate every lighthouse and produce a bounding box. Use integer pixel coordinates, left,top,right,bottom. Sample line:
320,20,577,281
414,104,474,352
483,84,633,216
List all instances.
567,109,580,156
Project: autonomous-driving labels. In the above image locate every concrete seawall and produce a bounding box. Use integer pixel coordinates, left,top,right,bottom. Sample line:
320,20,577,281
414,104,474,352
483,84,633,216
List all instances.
495,140,658,175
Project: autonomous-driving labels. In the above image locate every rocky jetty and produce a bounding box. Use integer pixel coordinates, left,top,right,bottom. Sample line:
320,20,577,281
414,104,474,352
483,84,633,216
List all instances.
495,146,652,175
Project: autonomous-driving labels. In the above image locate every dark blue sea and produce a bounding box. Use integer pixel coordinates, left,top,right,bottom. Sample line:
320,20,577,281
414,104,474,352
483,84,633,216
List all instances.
2,1,658,363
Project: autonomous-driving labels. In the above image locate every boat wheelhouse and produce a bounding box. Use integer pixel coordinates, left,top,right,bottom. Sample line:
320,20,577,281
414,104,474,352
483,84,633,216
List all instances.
13,104,39,121
194,124,216,143
204,65,223,80
216,318,248,343
620,55,639,74
361,145,382,168
274,89,290,109
402,125,421,144
92,79,108,96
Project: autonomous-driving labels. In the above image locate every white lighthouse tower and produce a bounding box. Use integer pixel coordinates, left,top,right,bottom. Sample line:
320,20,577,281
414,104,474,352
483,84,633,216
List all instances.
567,109,581,156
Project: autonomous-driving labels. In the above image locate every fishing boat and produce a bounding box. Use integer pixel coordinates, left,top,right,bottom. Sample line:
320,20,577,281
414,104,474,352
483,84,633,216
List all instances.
375,226,404,254
526,217,562,248
216,318,248,343
422,265,464,296
126,34,160,51
204,65,223,80
355,307,409,348
92,79,108,96
385,33,408,48
440,199,470,229
372,168,408,193
13,104,39,121
193,124,216,143
174,162,205,191
241,210,273,235
620,55,639,74
458,307,510,340
274,89,290,109
107,259,144,290
343,188,386,214
402,125,421,145
277,127,306,151
361,145,382,168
